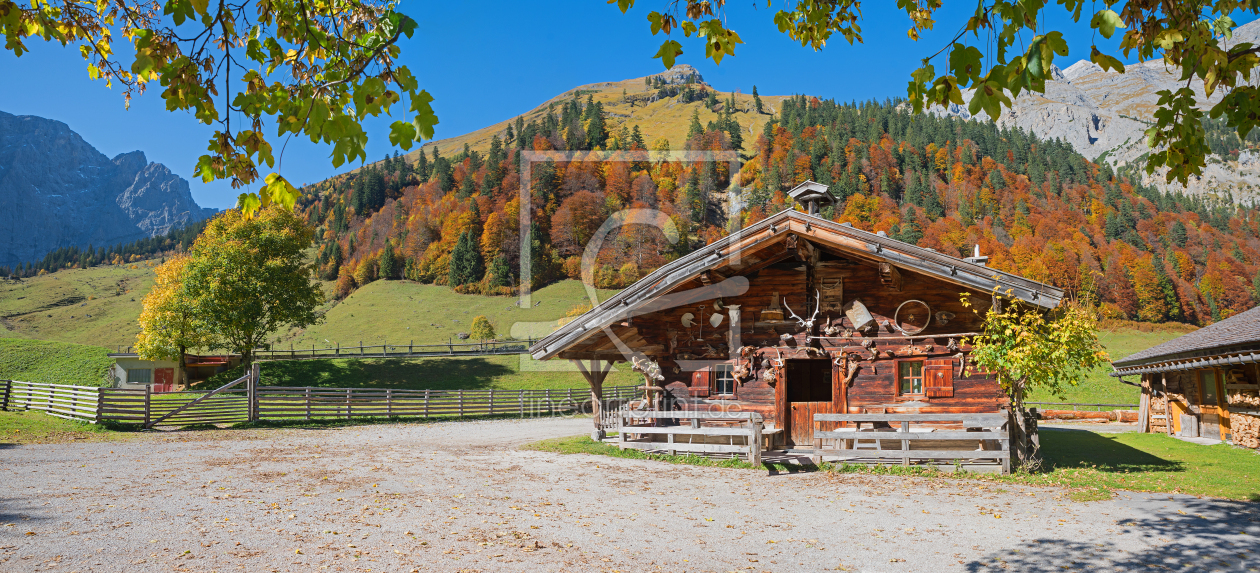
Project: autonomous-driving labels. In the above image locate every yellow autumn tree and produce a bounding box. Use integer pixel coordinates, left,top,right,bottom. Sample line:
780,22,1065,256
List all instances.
135,255,218,388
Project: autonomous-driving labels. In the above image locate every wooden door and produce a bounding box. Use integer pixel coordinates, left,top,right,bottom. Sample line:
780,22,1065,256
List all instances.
782,359,834,447
155,368,174,392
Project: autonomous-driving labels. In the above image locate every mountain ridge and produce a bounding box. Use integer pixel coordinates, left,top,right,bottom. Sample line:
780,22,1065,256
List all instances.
0,110,216,269
926,19,1260,201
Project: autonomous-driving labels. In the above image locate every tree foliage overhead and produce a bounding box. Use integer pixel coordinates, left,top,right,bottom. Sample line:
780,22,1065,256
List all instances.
1,0,437,215
612,0,1260,187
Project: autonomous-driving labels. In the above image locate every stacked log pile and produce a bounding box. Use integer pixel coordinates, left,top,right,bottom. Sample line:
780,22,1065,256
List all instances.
1227,369,1259,449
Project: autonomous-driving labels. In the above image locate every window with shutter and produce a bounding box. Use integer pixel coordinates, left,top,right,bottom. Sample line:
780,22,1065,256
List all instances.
924,359,954,398
713,364,735,396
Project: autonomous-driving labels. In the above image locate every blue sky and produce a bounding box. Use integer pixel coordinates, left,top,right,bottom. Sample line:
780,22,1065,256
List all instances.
0,2,1218,209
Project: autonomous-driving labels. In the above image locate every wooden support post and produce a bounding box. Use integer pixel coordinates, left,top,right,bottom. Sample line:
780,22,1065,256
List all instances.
901,420,910,467
488,389,495,416
1001,424,1012,474
519,390,525,417
1,379,11,411
144,383,152,427
249,363,260,422
95,387,104,423
618,409,625,450
459,389,465,417
345,388,352,419
305,387,311,420
751,418,763,466
424,389,431,418
387,389,394,417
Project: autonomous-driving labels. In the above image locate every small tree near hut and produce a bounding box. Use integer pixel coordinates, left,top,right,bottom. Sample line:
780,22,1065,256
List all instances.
181,207,324,373
135,254,218,388
964,291,1109,468
470,316,496,342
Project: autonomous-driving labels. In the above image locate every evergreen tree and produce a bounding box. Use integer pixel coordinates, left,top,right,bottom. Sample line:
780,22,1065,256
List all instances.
631,125,646,150
488,254,512,288
1170,220,1188,247
752,85,763,114
379,241,398,280
448,231,484,286
687,108,704,141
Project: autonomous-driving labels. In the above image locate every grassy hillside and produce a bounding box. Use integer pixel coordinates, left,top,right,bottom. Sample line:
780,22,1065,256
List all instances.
0,260,1199,403
271,279,618,349
1025,321,1198,406
0,262,157,350
408,65,794,160
0,338,114,386
206,354,638,391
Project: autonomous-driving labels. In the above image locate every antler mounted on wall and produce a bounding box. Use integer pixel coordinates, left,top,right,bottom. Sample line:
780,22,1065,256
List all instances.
783,290,821,331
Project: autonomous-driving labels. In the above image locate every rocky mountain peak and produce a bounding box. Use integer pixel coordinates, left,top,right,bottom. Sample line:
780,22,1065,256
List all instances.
0,110,216,268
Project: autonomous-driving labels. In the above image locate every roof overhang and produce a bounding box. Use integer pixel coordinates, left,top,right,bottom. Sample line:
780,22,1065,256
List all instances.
529,209,1064,362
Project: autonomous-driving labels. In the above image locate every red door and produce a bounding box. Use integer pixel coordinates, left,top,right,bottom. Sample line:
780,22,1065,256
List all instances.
154,368,174,392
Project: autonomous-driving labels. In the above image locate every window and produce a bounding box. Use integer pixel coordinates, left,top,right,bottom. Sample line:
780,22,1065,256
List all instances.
785,360,832,402
713,364,735,396
127,368,152,384
899,361,924,396
1201,369,1219,406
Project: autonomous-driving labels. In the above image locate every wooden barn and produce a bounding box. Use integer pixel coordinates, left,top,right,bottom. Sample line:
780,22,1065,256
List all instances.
1111,306,1260,449
529,183,1065,465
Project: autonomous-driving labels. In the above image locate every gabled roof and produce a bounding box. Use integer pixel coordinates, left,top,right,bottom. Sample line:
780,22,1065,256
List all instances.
1111,306,1259,373
529,209,1064,361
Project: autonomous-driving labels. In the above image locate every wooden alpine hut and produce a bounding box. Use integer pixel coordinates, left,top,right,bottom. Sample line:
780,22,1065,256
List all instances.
1111,306,1260,448
529,182,1065,468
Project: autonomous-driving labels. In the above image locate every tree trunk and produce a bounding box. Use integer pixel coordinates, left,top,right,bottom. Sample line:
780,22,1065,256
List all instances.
177,344,188,390
1009,382,1041,471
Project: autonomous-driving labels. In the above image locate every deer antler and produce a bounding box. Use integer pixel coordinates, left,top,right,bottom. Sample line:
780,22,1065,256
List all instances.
782,290,823,330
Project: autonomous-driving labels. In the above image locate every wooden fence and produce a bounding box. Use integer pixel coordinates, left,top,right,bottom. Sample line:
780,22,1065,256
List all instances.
811,413,1011,473
1,377,639,429
111,338,538,361
616,410,768,465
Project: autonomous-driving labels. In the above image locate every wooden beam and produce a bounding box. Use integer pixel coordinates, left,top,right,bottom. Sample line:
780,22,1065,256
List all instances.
879,262,903,291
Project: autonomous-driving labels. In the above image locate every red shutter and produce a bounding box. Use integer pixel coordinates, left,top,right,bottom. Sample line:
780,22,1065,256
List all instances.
924,359,954,398
690,368,710,397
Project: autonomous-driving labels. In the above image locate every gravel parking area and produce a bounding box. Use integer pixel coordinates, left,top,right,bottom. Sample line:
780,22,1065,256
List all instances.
2,417,1257,572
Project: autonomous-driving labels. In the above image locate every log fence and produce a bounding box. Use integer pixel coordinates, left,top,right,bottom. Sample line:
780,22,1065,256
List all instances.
111,339,537,361
1,377,638,429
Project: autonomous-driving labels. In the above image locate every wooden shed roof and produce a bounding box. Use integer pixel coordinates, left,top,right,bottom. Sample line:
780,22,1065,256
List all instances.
528,209,1064,361
1111,306,1260,374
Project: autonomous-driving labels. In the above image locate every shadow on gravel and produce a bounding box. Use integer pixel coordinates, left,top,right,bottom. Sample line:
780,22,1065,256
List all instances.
0,495,50,527
964,496,1260,572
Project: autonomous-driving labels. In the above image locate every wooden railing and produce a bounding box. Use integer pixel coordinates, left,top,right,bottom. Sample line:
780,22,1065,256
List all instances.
2,381,103,422
1,378,639,429
616,410,768,465
1025,402,1137,412
812,413,1011,474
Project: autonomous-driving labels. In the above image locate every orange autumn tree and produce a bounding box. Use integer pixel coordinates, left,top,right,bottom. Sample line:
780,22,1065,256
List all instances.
135,254,218,388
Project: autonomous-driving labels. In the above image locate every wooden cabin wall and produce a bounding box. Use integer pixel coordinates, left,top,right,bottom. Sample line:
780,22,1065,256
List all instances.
593,251,1008,430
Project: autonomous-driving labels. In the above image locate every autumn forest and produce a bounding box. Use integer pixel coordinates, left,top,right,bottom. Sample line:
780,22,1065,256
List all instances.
273,88,1255,327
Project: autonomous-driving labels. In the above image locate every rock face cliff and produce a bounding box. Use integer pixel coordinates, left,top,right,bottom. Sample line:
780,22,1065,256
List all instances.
0,110,215,269
927,19,1260,201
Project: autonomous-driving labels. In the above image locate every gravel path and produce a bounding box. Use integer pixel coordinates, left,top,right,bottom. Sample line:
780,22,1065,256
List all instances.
2,417,1257,572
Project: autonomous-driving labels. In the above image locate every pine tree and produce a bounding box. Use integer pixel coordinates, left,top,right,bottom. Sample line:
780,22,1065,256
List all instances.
687,108,704,141
488,254,512,288
753,85,763,114
631,125,646,150
448,231,484,287
379,241,398,280
1170,220,1188,247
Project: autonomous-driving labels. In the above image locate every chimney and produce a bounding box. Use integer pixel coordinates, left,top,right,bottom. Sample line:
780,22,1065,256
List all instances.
963,244,989,266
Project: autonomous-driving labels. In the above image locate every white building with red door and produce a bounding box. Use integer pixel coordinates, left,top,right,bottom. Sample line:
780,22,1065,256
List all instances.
107,352,242,392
